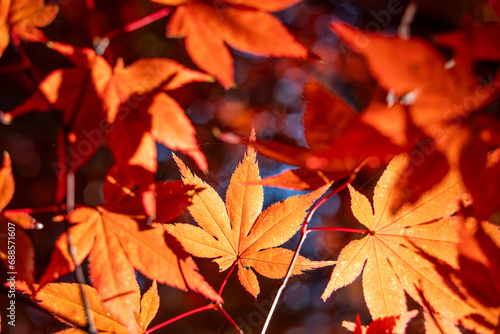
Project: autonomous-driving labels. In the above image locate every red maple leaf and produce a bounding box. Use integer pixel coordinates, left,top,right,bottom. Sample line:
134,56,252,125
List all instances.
152,0,308,88
0,0,58,56
331,21,500,210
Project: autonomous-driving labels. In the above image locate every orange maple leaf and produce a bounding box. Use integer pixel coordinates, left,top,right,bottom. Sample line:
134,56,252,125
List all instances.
165,139,334,297
6,43,211,216
154,0,307,88
33,281,160,333
415,285,461,334
40,206,222,332
321,153,500,332
0,0,58,57
416,216,500,331
7,42,211,172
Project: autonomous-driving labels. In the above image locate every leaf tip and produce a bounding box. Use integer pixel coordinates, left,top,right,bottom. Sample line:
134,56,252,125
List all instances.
249,128,256,143
3,151,11,167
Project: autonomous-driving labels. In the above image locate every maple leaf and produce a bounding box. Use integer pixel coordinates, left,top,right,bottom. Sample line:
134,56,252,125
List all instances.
102,164,197,223
40,205,222,332
32,281,160,333
0,0,58,57
415,285,461,334
6,42,211,215
321,153,500,332
164,139,334,297
343,310,418,334
474,148,500,220
7,42,211,172
0,152,39,289
155,0,307,88
330,21,500,210
248,81,400,190
416,217,500,331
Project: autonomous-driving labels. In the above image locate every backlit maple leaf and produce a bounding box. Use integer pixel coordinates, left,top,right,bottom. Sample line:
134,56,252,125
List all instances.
6,42,211,216
32,281,160,333
165,137,334,297
152,0,307,88
40,199,222,332
321,153,500,332
0,0,58,57
7,42,211,172
330,21,500,210
416,216,500,331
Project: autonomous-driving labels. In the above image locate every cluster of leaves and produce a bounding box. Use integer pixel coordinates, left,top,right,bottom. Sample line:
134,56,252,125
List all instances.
0,0,500,333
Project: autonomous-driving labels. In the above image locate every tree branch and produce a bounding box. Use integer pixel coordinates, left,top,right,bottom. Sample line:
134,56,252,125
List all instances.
260,174,356,334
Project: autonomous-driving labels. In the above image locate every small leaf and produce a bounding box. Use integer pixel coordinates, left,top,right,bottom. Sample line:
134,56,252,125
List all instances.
138,281,160,330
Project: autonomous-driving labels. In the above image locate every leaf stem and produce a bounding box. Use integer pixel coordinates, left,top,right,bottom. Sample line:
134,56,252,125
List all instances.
85,0,101,44
216,304,243,334
307,227,369,234
146,304,216,333
10,32,43,83
218,261,237,295
260,174,355,334
3,204,86,216
103,7,173,40
64,135,97,333
3,205,63,215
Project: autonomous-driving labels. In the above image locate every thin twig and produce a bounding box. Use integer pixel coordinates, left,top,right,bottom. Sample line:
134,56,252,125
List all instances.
3,205,65,216
10,33,43,83
216,304,243,334
218,261,237,295
85,0,101,44
0,62,29,74
65,163,97,333
307,227,369,234
96,6,173,58
260,175,355,334
146,304,216,333
103,7,173,41
397,2,418,40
